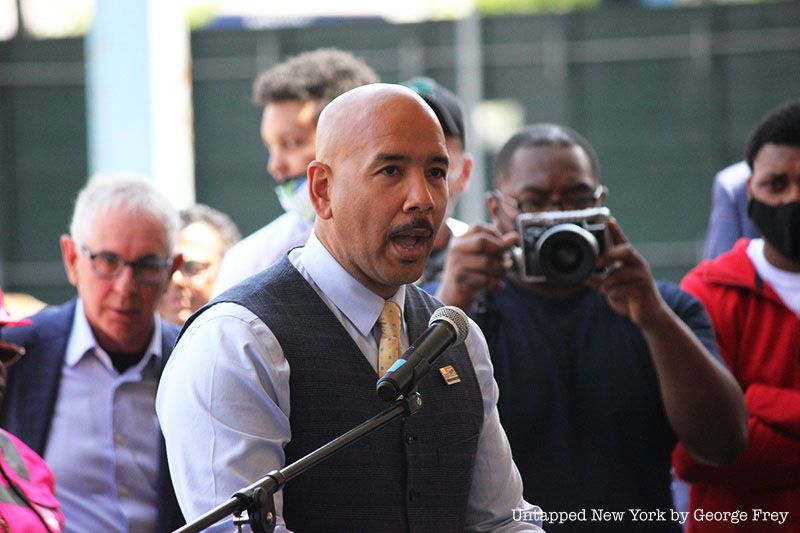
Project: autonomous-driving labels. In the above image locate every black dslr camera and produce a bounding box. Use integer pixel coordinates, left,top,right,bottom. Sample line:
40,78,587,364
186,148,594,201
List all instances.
505,207,613,286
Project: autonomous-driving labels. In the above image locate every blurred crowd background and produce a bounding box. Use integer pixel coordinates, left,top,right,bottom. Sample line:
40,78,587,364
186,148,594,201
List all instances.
1,0,799,305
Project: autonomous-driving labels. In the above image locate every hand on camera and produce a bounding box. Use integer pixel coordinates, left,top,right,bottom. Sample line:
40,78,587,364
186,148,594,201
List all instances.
436,223,518,311
586,218,669,329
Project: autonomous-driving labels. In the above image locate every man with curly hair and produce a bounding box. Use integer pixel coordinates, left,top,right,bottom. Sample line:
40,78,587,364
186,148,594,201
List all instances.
213,48,379,294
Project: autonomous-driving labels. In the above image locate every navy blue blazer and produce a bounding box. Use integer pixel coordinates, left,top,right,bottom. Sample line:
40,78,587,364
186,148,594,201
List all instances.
0,298,184,533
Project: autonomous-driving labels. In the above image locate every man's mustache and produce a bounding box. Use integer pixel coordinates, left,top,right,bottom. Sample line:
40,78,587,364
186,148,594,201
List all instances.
387,218,435,239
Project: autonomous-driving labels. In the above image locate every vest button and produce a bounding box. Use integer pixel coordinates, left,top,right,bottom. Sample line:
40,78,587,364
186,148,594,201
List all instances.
405,433,417,444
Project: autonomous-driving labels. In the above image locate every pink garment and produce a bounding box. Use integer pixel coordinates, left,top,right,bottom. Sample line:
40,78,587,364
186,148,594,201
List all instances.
0,429,63,532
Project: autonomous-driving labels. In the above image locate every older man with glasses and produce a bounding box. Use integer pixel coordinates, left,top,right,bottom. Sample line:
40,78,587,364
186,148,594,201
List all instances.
0,173,185,532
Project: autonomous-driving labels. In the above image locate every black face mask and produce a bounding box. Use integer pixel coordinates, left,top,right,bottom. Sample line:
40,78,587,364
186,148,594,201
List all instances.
747,197,800,261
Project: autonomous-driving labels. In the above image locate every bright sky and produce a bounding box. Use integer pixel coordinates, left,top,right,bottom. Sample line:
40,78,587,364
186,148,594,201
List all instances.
0,0,18,38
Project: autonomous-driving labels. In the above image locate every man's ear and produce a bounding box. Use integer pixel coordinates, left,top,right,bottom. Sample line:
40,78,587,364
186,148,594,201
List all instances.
485,191,501,227
596,184,609,205
168,253,183,279
60,235,79,287
158,253,183,294
454,152,474,197
308,160,333,219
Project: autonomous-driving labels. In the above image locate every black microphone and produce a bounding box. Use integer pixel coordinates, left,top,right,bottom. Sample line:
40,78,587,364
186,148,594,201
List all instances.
376,305,470,402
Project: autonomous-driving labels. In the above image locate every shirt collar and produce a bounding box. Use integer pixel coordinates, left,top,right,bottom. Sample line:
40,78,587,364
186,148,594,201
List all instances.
298,232,406,338
65,298,163,370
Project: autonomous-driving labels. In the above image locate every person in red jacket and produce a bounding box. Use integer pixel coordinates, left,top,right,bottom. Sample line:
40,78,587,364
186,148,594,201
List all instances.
674,99,800,532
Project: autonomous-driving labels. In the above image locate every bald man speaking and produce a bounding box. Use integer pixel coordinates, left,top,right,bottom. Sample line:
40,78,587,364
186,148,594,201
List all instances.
157,84,543,532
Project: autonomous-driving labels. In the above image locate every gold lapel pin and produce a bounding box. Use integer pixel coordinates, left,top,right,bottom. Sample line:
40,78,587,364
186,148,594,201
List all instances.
439,365,461,385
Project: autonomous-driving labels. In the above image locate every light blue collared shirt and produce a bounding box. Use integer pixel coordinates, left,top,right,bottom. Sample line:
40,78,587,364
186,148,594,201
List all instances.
157,232,543,532
44,299,164,533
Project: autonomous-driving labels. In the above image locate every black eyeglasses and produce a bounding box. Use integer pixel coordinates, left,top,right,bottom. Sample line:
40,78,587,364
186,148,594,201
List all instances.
493,185,607,214
80,246,171,285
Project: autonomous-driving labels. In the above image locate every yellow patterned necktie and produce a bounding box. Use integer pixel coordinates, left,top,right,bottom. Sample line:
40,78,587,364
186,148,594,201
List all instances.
377,300,402,376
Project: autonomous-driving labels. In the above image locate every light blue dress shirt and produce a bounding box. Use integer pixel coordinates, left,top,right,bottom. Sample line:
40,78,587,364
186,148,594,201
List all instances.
157,232,543,532
44,299,163,533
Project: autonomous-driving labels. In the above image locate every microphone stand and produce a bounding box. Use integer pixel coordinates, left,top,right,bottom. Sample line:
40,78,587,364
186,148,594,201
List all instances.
174,392,425,533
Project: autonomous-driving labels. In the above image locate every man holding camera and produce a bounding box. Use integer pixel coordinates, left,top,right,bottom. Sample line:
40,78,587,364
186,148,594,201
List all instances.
434,124,747,531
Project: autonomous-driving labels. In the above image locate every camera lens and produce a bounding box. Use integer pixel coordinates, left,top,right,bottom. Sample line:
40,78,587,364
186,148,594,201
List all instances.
536,224,599,286
550,242,581,271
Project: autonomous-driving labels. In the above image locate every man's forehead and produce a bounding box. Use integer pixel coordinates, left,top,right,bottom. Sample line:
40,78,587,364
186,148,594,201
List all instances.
369,150,449,166
750,145,800,183
363,119,447,159
753,143,800,165
323,107,444,165
86,212,169,250
262,101,318,134
264,98,316,116
510,147,594,176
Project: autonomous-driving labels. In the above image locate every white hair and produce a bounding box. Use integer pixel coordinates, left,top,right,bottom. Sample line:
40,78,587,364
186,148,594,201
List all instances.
69,172,180,254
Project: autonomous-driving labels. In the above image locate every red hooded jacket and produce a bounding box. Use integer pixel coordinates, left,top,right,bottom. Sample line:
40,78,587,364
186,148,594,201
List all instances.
673,239,800,532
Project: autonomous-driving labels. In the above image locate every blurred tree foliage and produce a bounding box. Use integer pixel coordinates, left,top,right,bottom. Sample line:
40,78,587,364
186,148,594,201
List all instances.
475,0,770,15
476,0,601,15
